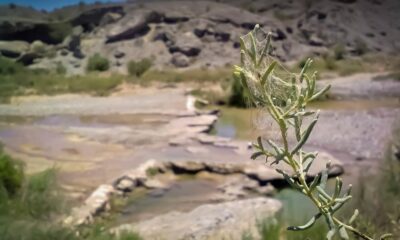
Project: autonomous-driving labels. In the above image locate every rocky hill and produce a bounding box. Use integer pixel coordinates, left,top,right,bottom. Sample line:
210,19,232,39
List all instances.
0,0,399,75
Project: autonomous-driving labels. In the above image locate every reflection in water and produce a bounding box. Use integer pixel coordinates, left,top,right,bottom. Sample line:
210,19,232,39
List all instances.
212,98,400,140
116,178,220,225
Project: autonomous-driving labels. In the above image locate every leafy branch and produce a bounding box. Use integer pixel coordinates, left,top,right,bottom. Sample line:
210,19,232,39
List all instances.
233,25,392,240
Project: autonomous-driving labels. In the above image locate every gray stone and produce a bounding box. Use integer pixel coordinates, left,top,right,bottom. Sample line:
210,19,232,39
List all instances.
114,50,125,59
171,52,189,67
114,197,282,240
0,40,30,58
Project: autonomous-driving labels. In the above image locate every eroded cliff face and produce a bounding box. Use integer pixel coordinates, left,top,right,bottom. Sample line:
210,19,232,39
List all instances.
0,0,399,74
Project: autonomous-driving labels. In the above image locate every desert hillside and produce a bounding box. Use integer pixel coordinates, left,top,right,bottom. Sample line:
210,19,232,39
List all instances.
0,0,399,75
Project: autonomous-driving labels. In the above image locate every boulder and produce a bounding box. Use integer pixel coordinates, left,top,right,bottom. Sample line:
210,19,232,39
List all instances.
114,197,282,240
170,161,206,173
106,11,162,43
114,50,125,58
171,52,189,67
168,32,202,57
17,52,41,65
0,40,30,58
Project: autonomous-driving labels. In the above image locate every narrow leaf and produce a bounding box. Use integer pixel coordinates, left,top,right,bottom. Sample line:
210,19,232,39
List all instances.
287,213,322,231
349,209,359,224
251,151,264,160
309,84,331,101
338,225,349,240
261,61,277,86
291,112,319,155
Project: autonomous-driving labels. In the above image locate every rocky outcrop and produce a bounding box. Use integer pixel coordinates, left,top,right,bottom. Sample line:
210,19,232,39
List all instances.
0,40,30,58
66,150,343,226
114,197,282,240
106,11,162,43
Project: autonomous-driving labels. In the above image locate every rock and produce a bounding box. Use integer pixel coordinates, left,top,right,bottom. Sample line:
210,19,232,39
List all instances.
17,52,41,65
72,49,85,59
205,162,243,174
114,197,282,240
168,32,202,57
186,146,209,154
100,12,123,26
308,34,324,46
30,40,47,54
115,177,136,192
142,179,169,189
243,165,282,182
148,188,167,198
66,184,114,226
170,161,206,173
106,11,162,43
114,50,125,58
0,40,30,58
171,52,190,67
60,49,69,56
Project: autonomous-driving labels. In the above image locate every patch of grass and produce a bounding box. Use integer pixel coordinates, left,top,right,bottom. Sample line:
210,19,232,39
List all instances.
145,167,159,177
347,124,400,238
0,70,123,102
87,53,110,72
0,147,24,197
0,56,25,75
47,22,73,44
0,148,142,240
67,74,123,96
127,59,152,77
139,67,232,84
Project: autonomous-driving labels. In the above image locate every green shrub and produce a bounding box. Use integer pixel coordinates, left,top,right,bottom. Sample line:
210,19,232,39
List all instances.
323,54,338,71
333,43,346,60
127,59,152,77
229,76,248,108
56,62,67,75
0,149,24,197
354,38,368,55
237,25,390,240
86,53,110,72
68,74,123,96
0,56,25,75
48,22,73,44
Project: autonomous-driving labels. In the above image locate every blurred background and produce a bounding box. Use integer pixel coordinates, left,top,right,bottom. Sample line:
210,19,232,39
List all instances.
0,0,399,239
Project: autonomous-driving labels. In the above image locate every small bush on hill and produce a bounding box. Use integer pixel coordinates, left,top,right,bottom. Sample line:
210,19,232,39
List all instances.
0,148,24,197
48,22,73,44
127,59,152,77
0,57,25,75
87,53,110,72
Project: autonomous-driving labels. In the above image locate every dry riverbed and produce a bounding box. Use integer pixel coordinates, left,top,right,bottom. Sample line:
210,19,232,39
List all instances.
0,73,399,239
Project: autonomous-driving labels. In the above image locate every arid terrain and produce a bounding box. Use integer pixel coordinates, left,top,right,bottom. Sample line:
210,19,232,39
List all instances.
0,0,399,239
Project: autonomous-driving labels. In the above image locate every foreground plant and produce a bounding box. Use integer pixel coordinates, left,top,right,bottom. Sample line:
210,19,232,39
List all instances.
233,25,392,240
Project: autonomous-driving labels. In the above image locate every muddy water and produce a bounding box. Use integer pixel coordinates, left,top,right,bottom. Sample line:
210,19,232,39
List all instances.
212,99,400,141
116,178,221,225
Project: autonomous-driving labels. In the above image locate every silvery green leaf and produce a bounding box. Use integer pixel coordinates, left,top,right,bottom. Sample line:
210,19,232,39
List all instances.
338,225,349,240
291,113,319,155
349,209,359,224
261,61,277,86
287,213,322,231
309,84,331,101
251,151,264,160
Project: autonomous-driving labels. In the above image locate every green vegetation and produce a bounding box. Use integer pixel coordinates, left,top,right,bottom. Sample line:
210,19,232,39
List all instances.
0,57,122,102
127,58,152,77
48,22,73,44
0,56,24,75
228,75,249,107
0,148,142,240
236,25,391,239
139,67,232,84
87,53,110,72
0,147,24,196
